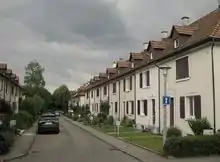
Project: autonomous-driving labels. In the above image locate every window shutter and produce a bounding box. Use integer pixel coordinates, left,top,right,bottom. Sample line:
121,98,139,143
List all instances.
180,97,185,118
139,73,143,88
194,95,201,119
130,76,132,90
126,101,129,114
123,79,126,91
137,100,140,115
131,101,134,114
146,71,150,86
144,100,148,115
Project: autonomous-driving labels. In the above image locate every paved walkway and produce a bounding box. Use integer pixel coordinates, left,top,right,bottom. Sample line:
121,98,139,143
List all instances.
0,125,36,161
64,116,220,162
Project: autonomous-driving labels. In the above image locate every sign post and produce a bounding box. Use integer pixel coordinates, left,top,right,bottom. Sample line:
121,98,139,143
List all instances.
115,120,120,137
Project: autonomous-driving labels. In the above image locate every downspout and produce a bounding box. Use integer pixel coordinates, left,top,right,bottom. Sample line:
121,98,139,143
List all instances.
118,80,121,119
211,38,216,134
158,68,161,132
134,73,137,125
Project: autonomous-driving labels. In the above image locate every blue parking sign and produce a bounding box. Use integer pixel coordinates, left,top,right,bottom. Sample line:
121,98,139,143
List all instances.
163,96,170,106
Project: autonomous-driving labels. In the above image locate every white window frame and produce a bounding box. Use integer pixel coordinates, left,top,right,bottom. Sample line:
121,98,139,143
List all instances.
186,96,195,118
174,39,179,48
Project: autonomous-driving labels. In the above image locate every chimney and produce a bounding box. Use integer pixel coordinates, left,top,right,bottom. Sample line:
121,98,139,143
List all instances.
181,16,190,26
112,61,117,68
143,42,149,50
161,31,168,39
131,62,134,68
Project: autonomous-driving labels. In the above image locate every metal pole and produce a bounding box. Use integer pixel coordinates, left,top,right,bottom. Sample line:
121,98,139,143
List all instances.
163,72,168,146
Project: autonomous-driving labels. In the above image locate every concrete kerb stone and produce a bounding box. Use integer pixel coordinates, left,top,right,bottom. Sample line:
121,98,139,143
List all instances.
1,125,37,162
63,117,148,162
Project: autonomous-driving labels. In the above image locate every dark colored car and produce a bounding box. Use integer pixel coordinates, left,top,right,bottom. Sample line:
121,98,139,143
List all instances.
37,113,60,134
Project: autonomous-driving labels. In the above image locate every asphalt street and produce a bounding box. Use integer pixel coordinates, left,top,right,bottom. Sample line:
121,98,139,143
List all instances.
13,117,140,162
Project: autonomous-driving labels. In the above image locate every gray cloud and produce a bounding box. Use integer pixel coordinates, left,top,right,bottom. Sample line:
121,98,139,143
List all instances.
0,0,217,91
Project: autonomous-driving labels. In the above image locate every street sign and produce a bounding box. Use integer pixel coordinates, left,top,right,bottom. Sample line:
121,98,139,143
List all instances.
116,120,121,126
163,96,170,106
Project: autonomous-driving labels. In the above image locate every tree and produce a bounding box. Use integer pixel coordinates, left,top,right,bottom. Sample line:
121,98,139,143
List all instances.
24,60,45,88
52,85,71,112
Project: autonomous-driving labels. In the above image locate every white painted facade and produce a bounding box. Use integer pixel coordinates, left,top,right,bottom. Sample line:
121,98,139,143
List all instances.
109,81,120,119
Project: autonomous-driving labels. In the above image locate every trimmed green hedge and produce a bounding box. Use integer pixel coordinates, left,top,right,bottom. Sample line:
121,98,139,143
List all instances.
163,135,220,157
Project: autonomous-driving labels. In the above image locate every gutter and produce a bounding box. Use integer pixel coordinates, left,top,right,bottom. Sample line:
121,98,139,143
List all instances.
158,68,161,132
211,37,216,134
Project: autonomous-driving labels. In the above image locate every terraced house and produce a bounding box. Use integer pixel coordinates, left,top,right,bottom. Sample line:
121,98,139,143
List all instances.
75,7,220,135
0,63,23,113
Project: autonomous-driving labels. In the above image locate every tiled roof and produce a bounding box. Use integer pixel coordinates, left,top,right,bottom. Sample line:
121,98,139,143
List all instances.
85,8,220,91
5,69,12,75
99,73,107,78
106,68,117,74
0,64,7,70
129,52,144,60
117,61,132,68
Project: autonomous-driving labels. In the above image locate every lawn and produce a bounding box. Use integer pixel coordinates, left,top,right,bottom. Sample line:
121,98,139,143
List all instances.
95,125,163,152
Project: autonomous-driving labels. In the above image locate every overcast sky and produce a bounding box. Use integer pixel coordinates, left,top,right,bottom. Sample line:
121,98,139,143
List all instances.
0,0,217,92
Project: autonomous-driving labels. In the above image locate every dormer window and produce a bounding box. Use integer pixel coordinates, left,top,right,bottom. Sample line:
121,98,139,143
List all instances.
174,39,179,48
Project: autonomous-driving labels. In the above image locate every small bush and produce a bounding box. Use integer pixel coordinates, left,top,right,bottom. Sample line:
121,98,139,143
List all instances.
166,127,182,138
103,116,114,126
14,111,33,129
188,118,211,136
97,113,107,123
91,117,99,126
77,118,83,122
163,135,220,157
121,116,133,127
73,114,79,121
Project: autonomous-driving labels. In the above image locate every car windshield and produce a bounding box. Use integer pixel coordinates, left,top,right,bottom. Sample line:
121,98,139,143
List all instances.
41,113,56,118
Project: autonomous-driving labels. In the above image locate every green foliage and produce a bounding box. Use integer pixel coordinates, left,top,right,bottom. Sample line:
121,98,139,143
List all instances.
77,118,83,122
97,113,107,124
163,135,220,157
14,111,33,129
103,116,114,126
73,114,79,121
0,130,14,154
52,85,71,112
166,127,182,138
188,118,211,136
100,101,110,115
24,60,45,88
121,116,133,127
19,96,44,119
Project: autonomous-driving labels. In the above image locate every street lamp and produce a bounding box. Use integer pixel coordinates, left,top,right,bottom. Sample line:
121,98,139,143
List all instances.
159,66,171,146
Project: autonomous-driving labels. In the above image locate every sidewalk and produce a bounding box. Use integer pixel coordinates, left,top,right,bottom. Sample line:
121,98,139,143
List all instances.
0,125,37,162
64,116,220,162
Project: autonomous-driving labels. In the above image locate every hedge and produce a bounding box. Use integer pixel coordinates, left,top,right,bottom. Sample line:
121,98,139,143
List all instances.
163,135,220,157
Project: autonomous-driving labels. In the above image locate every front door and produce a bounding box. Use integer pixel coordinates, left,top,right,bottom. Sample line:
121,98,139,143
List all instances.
170,97,174,127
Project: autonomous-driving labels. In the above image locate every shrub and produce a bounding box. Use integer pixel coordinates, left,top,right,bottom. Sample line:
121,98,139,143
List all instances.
14,111,33,129
163,135,220,157
97,113,107,123
103,116,114,126
77,118,83,122
188,118,211,136
121,116,133,127
73,114,79,121
166,127,182,138
91,116,99,126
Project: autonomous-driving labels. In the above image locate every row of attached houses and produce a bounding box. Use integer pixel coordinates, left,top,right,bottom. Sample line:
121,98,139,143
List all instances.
73,7,220,135
0,63,23,114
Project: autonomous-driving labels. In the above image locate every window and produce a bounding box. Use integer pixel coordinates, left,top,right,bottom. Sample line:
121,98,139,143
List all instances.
152,99,156,124
145,71,150,86
143,100,148,115
176,56,189,80
126,101,129,114
123,79,126,91
112,82,116,93
180,97,185,118
174,39,179,48
0,79,3,91
129,76,132,90
86,92,89,99
103,86,107,95
131,101,134,114
91,91,93,98
5,83,8,93
137,100,140,115
96,89,99,97
11,86,14,95
115,102,118,113
187,95,201,119
139,73,143,88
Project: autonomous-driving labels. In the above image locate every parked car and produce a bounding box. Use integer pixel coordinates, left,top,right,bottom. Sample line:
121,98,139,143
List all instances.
37,113,59,134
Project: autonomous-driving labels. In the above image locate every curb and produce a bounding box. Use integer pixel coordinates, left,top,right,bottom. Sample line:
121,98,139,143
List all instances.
63,117,147,162
1,127,37,162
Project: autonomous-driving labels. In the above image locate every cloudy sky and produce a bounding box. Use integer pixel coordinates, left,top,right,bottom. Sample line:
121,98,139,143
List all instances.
0,0,217,92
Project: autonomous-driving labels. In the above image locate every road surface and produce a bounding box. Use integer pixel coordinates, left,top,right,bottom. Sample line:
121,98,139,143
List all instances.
13,117,140,162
